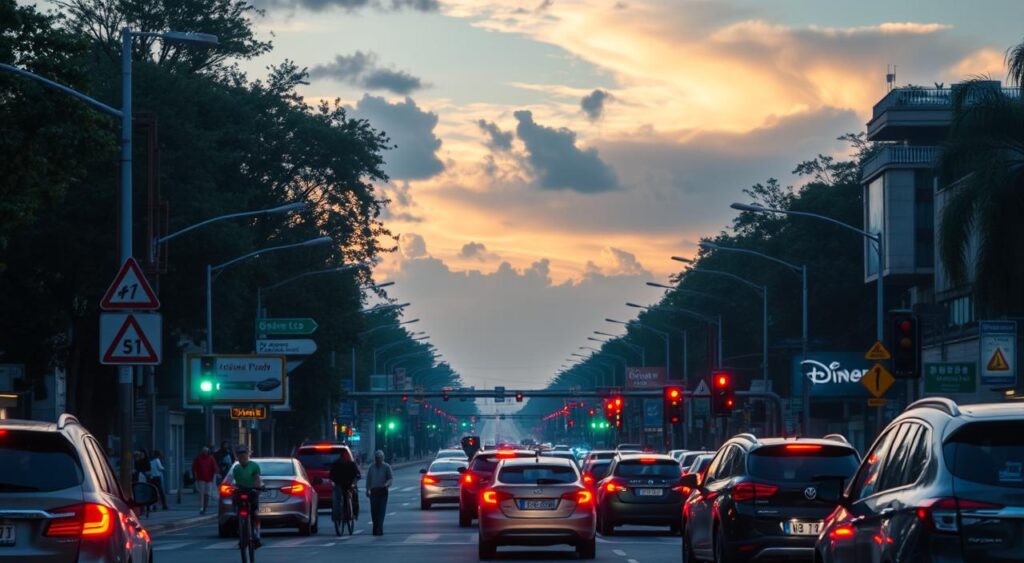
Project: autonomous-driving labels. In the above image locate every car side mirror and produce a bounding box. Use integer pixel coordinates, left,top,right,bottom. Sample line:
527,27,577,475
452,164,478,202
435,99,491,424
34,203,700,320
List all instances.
457,466,467,474
131,482,159,507
813,476,847,506
678,473,700,490
420,468,427,474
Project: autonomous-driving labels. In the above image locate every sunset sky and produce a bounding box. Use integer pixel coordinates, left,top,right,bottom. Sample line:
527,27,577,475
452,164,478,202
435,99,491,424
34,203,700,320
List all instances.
243,0,1022,391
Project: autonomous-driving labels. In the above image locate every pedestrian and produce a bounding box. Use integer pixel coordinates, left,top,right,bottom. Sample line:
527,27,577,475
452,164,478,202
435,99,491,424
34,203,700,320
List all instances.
192,446,219,515
214,440,235,477
133,451,152,517
149,450,169,510
365,450,393,536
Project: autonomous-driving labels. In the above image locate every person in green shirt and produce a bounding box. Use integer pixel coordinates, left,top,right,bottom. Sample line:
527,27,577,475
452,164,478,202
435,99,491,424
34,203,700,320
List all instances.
232,445,263,545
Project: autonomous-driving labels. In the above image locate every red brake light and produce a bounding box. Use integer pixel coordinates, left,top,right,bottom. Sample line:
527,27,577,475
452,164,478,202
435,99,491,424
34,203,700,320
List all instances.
582,474,594,486
219,483,236,497
917,497,1004,532
481,490,503,505
422,476,438,485
313,444,334,451
563,490,593,505
45,504,113,538
281,481,306,496
605,481,626,493
732,482,779,502
784,444,823,452
496,449,516,459
829,524,854,540
639,457,657,464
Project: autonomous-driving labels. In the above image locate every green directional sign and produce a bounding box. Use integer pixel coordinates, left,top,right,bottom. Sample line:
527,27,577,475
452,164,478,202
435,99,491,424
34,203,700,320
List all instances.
256,318,318,336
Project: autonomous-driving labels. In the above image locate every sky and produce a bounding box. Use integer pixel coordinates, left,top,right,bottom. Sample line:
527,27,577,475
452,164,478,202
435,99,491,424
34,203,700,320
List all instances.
238,0,1023,391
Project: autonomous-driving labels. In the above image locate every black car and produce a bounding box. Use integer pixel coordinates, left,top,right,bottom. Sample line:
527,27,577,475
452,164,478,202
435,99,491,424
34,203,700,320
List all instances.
595,454,687,535
816,398,1024,563
681,434,860,562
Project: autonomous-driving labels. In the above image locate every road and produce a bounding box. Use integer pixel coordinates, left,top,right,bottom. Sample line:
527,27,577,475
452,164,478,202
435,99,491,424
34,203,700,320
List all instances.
151,463,681,562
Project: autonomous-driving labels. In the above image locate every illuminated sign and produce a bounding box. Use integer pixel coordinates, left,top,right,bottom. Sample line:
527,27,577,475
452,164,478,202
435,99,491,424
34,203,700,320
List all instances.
230,406,268,420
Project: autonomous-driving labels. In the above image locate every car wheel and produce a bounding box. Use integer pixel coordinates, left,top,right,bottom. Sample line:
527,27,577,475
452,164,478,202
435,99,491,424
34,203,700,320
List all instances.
576,537,597,560
478,539,497,559
459,508,473,528
682,522,697,563
599,510,615,536
421,499,430,510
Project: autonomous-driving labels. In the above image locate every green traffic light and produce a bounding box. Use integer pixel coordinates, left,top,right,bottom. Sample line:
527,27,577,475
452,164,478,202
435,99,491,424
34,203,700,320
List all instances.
387,421,396,431
376,423,383,430
199,380,213,393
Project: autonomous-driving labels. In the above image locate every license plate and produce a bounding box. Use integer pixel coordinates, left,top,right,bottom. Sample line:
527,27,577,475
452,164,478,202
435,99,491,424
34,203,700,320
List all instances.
785,521,822,536
259,506,273,514
519,499,557,510
0,525,13,546
637,488,663,497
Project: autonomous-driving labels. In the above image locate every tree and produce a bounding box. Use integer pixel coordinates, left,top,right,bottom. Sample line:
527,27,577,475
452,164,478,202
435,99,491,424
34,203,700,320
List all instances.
936,41,1024,316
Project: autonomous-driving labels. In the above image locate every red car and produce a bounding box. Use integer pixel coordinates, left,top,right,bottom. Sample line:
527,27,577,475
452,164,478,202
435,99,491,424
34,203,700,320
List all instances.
457,449,536,527
293,443,353,509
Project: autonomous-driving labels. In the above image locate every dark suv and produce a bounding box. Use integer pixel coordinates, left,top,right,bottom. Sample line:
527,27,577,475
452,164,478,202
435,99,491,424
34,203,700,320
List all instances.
595,453,687,535
681,434,860,562
0,414,159,562
458,449,536,527
815,398,1024,563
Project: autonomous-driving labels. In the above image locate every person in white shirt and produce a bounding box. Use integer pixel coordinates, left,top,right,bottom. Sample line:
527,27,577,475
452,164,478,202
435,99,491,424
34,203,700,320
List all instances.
149,450,169,510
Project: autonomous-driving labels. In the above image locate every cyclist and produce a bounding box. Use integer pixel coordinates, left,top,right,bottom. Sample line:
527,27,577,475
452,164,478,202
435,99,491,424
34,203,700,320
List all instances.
328,449,361,525
232,445,263,547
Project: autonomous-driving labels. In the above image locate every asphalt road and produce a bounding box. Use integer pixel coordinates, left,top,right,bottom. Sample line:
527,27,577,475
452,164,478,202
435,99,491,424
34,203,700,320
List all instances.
151,462,682,562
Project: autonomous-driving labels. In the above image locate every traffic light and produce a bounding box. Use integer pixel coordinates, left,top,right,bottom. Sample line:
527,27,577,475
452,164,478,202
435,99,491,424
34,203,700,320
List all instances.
663,386,683,425
198,355,218,398
442,388,450,401
890,314,920,378
401,394,409,402
604,398,617,427
515,391,524,402
711,372,735,417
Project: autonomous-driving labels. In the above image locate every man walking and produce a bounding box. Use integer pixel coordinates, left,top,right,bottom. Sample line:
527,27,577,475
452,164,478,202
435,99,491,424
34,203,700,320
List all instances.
365,450,393,536
192,446,218,515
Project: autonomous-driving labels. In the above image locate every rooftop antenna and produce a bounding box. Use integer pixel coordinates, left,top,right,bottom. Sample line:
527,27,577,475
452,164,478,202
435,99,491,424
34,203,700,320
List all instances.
886,64,897,91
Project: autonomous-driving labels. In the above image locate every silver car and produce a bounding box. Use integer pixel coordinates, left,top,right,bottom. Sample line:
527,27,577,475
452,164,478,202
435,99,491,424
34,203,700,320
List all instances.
217,457,320,537
0,414,158,563
420,459,467,509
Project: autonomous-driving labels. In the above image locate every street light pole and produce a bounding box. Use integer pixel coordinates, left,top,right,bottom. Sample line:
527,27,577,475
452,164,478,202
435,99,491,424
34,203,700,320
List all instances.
605,319,670,382
593,332,646,367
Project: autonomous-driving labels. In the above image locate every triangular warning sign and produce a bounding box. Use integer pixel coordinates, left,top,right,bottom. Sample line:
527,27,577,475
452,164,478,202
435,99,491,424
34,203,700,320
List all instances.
987,348,1010,371
102,315,159,363
101,258,160,310
693,379,710,396
865,340,891,360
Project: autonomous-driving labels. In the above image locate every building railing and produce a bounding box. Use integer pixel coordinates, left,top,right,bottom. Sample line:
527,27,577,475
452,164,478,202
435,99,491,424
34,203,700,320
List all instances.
872,86,1022,119
862,145,939,180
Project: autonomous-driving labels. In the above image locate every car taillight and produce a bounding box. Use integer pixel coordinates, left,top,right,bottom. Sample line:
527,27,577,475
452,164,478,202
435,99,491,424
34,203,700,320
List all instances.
219,483,236,497
605,480,627,493
462,473,474,485
481,490,511,505
784,444,822,452
562,490,593,505
732,482,779,502
281,481,306,496
672,484,692,495
422,476,438,485
582,474,594,486
45,504,113,538
828,524,854,540
917,498,1004,533
496,450,516,459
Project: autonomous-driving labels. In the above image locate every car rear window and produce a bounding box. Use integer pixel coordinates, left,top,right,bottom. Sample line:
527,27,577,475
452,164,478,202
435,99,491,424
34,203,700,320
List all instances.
259,461,297,477
749,445,860,482
498,464,577,484
615,459,680,478
430,461,466,472
0,431,84,492
471,453,531,473
590,461,612,480
296,450,344,470
943,421,1024,489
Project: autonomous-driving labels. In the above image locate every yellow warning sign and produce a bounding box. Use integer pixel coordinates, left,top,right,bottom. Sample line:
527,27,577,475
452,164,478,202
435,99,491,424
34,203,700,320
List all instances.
862,363,895,398
987,348,1010,371
865,340,891,361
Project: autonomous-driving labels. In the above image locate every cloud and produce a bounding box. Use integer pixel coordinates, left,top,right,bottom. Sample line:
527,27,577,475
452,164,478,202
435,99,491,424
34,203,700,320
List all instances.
399,233,428,258
310,51,425,95
258,0,437,12
585,247,649,277
580,89,611,121
459,241,500,261
477,120,514,151
350,95,444,180
512,110,619,193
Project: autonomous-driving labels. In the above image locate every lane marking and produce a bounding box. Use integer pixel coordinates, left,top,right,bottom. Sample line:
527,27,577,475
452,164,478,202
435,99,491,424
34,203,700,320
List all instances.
152,541,192,551
613,549,627,556
269,538,307,547
628,559,640,563
404,533,441,543
204,541,239,549
387,511,397,516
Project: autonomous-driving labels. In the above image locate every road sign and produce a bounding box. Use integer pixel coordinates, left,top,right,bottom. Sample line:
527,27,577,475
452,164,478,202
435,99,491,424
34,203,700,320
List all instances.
185,354,287,404
100,258,160,310
980,321,1017,385
867,398,887,407
100,313,162,365
370,374,388,392
865,340,891,360
255,318,318,336
924,363,976,394
692,379,710,396
230,406,268,420
861,363,895,398
494,386,505,403
255,339,317,356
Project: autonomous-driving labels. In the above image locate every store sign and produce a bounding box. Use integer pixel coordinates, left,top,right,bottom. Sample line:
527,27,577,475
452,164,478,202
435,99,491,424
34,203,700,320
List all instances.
626,367,666,389
924,363,976,394
791,354,873,398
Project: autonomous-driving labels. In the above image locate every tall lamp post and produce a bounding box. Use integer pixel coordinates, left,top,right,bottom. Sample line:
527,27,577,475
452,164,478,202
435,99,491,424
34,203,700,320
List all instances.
605,319,670,380
256,262,369,319
593,332,646,366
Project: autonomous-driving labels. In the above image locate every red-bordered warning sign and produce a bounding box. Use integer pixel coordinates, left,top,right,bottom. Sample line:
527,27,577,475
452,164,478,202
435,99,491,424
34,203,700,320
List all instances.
100,313,162,365
100,258,160,310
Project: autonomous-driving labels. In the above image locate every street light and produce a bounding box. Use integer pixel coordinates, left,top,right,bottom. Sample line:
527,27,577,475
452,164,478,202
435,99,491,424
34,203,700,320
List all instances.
700,241,811,432
592,332,647,366
672,257,769,384
256,262,369,319
580,347,628,384
645,282,729,303
153,201,307,262
606,318,670,379
731,202,883,340
628,303,722,369
571,353,614,386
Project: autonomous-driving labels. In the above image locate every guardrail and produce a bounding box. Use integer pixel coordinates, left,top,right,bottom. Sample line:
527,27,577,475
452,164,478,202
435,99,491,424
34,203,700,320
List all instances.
872,86,1022,118
862,145,938,179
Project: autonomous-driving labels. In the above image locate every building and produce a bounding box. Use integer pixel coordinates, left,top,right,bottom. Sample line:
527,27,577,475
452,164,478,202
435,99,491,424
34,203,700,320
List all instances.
862,81,1021,404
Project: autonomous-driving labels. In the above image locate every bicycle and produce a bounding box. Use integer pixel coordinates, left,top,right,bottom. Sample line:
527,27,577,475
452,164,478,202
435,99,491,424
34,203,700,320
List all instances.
332,484,355,536
234,486,266,563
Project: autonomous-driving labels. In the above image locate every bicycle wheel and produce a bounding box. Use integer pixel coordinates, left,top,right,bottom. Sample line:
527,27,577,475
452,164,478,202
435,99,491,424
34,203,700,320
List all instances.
238,515,251,563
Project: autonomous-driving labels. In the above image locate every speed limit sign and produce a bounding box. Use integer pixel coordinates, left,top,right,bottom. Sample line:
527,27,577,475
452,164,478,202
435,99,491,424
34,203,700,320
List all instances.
99,313,162,365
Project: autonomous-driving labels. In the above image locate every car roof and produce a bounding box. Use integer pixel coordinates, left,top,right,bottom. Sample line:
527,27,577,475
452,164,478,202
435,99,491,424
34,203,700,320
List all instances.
475,449,536,457
957,402,1024,418
739,437,858,452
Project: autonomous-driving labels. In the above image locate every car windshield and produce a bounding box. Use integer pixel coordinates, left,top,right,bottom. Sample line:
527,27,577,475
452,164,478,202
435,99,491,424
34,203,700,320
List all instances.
0,431,84,492
498,464,577,484
944,421,1024,489
296,451,344,470
616,460,680,478
748,445,860,482
258,461,297,477
430,461,467,472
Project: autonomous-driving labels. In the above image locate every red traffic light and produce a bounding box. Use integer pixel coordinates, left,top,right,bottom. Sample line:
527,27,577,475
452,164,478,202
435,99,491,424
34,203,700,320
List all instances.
401,394,408,402
714,373,730,388
605,400,614,411
668,388,681,399
614,397,623,407
898,320,913,333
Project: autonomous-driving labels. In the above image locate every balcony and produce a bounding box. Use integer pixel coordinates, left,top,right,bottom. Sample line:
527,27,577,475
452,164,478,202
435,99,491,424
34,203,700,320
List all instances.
861,145,938,182
867,84,1021,141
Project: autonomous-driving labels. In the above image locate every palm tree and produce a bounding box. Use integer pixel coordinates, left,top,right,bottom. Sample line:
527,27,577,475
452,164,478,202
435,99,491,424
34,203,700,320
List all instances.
936,40,1024,317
